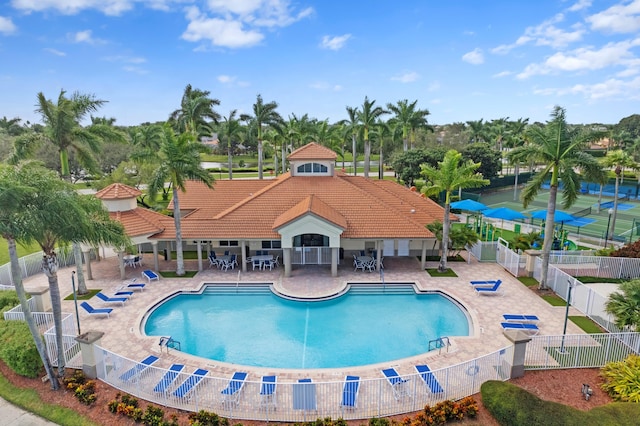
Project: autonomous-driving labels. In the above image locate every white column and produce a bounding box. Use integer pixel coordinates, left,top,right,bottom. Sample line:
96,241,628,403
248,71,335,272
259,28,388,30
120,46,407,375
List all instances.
241,241,247,272
152,242,159,272
421,241,427,270
284,248,292,277
196,241,203,271
331,247,338,277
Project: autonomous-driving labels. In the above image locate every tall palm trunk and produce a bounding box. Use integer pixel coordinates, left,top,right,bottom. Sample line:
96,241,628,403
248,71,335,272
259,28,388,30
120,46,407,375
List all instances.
73,243,88,294
282,144,286,174
539,184,559,289
364,134,371,178
8,238,59,389
610,170,621,241
513,164,520,201
439,202,451,272
378,143,384,180
403,136,408,151
42,253,65,377
258,140,264,180
173,187,185,276
228,141,233,180
597,183,604,213
351,134,357,176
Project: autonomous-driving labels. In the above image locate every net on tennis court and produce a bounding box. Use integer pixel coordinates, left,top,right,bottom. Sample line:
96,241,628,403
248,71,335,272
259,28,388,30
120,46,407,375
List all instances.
599,194,629,209
574,206,592,218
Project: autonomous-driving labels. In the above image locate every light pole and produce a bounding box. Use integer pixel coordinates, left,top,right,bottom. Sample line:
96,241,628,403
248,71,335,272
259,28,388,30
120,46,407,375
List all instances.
71,271,81,335
559,279,574,354
604,208,614,247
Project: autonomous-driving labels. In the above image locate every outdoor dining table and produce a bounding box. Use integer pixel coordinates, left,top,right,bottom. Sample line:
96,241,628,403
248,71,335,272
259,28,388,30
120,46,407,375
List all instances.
123,255,137,268
251,254,274,269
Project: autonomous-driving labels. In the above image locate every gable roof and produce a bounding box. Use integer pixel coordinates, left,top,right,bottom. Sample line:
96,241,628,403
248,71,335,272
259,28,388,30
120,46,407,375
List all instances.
95,183,141,200
155,171,450,240
287,142,337,161
109,208,169,238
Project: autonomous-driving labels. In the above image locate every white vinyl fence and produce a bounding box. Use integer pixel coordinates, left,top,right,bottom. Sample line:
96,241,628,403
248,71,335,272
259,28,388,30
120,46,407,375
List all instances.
96,346,513,422
548,255,640,280
0,250,79,286
43,313,82,369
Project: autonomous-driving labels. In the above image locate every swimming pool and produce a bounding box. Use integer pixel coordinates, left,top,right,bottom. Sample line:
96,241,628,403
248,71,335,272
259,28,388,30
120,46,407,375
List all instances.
143,284,470,369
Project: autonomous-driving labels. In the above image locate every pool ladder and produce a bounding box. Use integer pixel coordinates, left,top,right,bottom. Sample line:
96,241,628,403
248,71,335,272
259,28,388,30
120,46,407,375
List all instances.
428,336,451,354
159,336,181,353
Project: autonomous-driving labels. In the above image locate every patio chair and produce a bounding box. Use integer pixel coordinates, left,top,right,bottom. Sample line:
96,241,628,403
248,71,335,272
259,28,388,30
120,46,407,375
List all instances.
172,368,208,399
221,371,248,406
113,290,134,299
341,375,360,409
120,282,145,292
273,255,280,267
134,255,142,268
230,254,238,269
252,257,262,271
353,257,366,272
208,253,219,269
263,257,276,271
153,364,185,394
119,355,159,382
474,280,503,295
259,375,277,410
95,291,128,307
502,314,539,323
142,269,160,283
470,279,501,286
501,322,540,335
381,367,411,400
80,302,112,318
415,365,444,394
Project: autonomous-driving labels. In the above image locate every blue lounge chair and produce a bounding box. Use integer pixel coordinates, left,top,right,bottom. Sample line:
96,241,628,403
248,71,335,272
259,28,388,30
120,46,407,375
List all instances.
153,364,185,394
119,355,159,381
470,279,501,286
502,314,539,323
142,269,159,283
415,365,444,394
474,280,503,295
95,291,128,306
501,322,540,335
381,368,410,400
113,290,134,298
341,375,360,409
259,375,277,409
221,371,248,406
172,368,208,399
80,302,112,318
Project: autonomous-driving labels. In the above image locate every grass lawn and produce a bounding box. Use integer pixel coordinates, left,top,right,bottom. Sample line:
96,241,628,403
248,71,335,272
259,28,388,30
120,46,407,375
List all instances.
0,239,41,266
541,293,567,306
159,271,198,278
426,268,458,277
63,289,101,301
518,277,538,287
569,315,606,333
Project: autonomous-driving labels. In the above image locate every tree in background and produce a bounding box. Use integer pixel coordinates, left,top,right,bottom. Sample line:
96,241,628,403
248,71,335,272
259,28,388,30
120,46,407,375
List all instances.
421,150,489,272
391,149,429,187
169,84,220,139
601,149,638,241
148,125,214,276
339,106,360,175
460,143,502,179
248,94,284,179
507,106,606,289
218,110,243,180
605,279,640,330
356,96,387,178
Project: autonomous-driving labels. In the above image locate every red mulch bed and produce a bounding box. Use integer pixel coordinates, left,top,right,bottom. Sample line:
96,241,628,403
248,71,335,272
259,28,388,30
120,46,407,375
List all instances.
0,361,613,425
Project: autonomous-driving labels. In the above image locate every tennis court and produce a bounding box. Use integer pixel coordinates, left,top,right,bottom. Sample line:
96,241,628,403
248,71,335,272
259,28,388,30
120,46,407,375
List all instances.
475,188,640,244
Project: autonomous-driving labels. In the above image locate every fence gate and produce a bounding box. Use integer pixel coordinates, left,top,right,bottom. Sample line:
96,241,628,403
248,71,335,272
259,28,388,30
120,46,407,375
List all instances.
496,238,525,277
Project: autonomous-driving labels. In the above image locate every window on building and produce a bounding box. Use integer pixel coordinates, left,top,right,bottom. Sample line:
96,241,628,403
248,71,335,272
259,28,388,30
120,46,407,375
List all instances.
219,240,239,247
296,162,328,174
261,240,282,249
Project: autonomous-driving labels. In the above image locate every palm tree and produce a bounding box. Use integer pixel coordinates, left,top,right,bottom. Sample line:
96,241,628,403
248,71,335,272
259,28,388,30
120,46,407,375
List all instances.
507,106,606,289
169,84,220,139
421,150,489,272
249,95,284,179
505,118,529,200
605,279,640,329
466,119,487,143
219,110,243,180
356,97,387,178
0,163,59,389
408,106,432,150
371,119,391,179
2,162,129,378
387,99,419,151
148,125,214,276
338,106,360,175
601,150,638,241
12,90,126,295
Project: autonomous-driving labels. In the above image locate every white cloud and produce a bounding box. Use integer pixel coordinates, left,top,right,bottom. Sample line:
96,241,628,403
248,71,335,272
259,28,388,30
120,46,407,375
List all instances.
205,0,314,27
182,6,263,48
391,71,420,83
103,55,146,63
534,76,640,100
567,0,592,12
0,16,17,34
11,0,138,16
586,0,640,34
517,38,640,79
428,81,440,91
122,65,148,74
462,48,484,65
217,74,249,86
70,30,106,44
493,70,512,78
309,81,342,91
44,47,66,56
320,34,351,50
491,13,584,54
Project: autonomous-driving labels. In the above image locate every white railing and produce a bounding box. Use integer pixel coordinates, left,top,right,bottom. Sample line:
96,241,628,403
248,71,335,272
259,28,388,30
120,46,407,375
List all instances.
291,247,332,265
525,332,640,370
548,255,640,280
466,241,498,262
496,242,525,276
95,345,513,421
0,250,79,286
3,301,56,332
43,313,81,369
2,297,37,320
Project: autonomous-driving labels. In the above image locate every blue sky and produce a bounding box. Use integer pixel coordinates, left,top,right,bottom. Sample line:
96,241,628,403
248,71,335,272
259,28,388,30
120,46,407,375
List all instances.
1,0,639,127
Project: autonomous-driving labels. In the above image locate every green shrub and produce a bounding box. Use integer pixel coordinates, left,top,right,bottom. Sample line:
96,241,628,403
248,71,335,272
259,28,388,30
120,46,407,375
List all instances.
0,290,20,310
188,410,230,426
482,380,640,426
62,371,97,405
601,354,640,402
0,320,42,377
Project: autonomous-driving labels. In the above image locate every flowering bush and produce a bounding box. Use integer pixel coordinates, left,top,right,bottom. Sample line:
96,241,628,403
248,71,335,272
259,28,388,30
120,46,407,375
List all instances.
400,397,478,426
62,371,97,405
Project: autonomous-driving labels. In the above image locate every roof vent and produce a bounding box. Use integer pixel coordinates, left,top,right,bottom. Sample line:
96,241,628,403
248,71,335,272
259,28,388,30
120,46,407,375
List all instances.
410,209,416,214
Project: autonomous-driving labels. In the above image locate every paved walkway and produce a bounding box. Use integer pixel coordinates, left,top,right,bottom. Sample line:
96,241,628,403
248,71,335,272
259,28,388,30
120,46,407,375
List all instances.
0,397,57,425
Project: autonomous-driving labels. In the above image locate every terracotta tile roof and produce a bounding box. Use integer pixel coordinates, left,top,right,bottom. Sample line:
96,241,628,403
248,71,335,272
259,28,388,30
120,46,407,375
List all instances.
154,172,448,240
110,208,169,238
274,195,348,229
287,142,337,161
95,183,141,200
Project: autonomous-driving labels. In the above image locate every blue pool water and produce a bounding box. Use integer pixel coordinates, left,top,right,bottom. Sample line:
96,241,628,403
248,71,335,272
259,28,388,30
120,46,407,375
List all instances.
143,285,470,369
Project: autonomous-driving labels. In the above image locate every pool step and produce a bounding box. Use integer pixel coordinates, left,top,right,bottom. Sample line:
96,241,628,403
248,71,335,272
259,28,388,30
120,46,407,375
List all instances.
347,285,416,295
202,284,272,295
